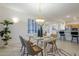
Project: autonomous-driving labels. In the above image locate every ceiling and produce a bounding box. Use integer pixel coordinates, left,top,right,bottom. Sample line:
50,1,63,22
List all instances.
0,3,79,23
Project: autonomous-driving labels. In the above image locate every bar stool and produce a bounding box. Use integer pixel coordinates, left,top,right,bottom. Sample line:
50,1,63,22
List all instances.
59,31,65,40
71,31,79,43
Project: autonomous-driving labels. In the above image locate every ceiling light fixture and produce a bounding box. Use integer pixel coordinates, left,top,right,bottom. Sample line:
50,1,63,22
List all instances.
36,16,45,23
36,3,45,25
12,17,19,23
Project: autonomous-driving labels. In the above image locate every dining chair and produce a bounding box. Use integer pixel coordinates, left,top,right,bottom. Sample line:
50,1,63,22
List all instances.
48,37,57,52
71,31,79,43
19,35,43,56
19,36,28,56
19,36,25,52
26,40,43,56
59,31,65,40
47,34,58,55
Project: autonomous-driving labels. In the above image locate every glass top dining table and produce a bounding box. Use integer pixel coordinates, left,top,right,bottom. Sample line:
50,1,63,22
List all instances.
33,36,57,56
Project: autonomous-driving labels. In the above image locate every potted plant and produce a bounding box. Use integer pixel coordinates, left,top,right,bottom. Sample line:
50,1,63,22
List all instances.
0,19,13,45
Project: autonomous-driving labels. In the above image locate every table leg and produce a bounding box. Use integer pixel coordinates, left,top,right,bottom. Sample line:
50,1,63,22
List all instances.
37,40,39,45
44,42,47,56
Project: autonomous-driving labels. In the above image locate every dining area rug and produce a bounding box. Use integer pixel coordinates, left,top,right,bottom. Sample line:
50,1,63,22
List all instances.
47,48,75,56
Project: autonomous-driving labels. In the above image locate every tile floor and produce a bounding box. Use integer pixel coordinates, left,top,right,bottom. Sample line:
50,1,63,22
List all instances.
0,39,79,56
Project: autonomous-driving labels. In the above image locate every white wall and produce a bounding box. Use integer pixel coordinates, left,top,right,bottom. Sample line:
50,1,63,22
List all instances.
10,21,28,44
0,6,29,45
0,20,29,45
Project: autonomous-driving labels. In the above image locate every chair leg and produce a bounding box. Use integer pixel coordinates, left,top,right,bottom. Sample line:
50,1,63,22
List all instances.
20,45,23,52
55,43,57,51
21,47,25,56
37,40,39,45
77,37,78,44
71,37,73,42
41,51,43,56
64,36,66,40
27,53,29,56
49,44,54,53
60,36,61,40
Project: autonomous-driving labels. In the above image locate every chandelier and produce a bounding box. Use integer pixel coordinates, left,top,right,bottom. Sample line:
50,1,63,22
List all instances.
36,3,45,24
36,16,45,23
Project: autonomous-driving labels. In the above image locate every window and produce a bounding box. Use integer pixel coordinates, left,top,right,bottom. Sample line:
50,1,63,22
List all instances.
28,19,38,34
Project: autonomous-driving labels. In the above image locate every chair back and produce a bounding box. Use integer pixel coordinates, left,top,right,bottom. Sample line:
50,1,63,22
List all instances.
25,40,34,55
59,31,65,36
19,36,26,47
19,36,34,55
71,32,78,36
51,33,57,38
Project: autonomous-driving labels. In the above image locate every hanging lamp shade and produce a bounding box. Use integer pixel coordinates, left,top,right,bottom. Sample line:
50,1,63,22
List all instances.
36,16,45,23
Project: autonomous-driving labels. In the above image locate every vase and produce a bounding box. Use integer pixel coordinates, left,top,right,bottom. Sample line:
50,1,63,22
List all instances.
4,41,8,45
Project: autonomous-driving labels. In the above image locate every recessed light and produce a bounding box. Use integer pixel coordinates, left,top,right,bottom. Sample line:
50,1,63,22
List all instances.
65,15,71,18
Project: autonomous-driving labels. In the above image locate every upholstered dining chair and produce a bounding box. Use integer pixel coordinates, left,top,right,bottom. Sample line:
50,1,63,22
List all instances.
47,33,57,54
19,35,43,56
26,41,43,56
